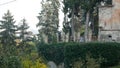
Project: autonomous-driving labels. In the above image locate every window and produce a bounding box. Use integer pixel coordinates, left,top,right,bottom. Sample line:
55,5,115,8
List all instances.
105,0,112,5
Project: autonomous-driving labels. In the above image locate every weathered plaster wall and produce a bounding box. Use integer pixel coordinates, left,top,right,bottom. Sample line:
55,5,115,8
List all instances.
99,0,120,41
112,0,120,29
99,7,112,29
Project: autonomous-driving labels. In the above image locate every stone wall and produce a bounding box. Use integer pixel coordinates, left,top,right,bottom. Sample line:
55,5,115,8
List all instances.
98,0,120,42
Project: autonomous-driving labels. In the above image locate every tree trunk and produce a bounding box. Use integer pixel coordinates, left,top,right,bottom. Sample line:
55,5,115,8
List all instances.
71,7,75,42
85,11,90,42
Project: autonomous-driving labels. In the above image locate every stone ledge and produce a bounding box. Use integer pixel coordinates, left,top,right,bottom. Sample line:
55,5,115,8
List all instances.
100,29,120,31
98,5,113,8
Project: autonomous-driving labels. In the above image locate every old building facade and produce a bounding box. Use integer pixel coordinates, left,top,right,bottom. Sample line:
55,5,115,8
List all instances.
98,0,120,42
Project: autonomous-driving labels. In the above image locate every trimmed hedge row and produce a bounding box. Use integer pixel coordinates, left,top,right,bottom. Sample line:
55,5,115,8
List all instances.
37,43,65,65
37,42,120,68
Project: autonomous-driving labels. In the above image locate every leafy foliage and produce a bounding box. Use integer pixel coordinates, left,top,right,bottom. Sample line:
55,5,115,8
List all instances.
63,0,103,15
37,43,65,65
63,0,104,41
18,41,47,68
64,42,120,68
0,56,22,68
21,58,47,68
37,42,120,68
0,10,47,68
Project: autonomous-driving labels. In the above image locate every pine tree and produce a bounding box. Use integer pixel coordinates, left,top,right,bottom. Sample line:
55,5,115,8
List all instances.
17,18,30,53
0,10,17,56
37,0,60,43
0,10,16,45
18,18,29,42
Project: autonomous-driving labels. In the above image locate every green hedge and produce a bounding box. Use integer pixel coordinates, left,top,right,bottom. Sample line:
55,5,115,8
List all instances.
37,43,65,65
37,42,120,68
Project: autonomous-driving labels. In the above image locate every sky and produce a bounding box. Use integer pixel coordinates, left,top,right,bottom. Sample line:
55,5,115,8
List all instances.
0,0,64,34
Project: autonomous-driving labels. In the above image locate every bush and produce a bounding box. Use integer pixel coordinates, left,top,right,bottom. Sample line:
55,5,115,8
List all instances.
7,56,22,68
37,43,65,65
21,58,47,68
0,56,22,68
0,56,6,68
19,42,47,68
37,42,120,68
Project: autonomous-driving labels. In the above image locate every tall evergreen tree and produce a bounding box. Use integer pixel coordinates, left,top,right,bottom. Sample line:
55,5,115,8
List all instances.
18,18,29,42
0,10,16,45
17,18,31,54
0,10,17,56
37,0,60,43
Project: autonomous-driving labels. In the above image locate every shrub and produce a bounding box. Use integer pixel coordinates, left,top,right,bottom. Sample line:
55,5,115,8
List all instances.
0,56,22,68
37,42,120,68
21,58,47,68
7,56,22,68
37,43,65,65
